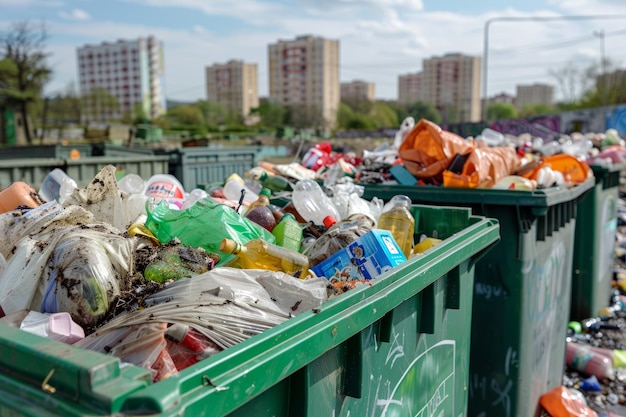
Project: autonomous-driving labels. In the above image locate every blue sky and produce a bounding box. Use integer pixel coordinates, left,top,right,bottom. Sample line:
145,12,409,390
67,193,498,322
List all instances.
1,0,625,103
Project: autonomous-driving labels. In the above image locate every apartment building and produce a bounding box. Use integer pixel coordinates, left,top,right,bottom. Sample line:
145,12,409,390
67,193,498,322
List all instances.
77,36,166,122
341,80,375,102
515,83,554,111
398,72,423,105
206,60,259,119
421,53,482,123
268,35,340,129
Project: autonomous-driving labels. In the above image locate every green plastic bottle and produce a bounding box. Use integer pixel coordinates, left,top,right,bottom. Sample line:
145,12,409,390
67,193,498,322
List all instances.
271,213,303,253
251,169,292,193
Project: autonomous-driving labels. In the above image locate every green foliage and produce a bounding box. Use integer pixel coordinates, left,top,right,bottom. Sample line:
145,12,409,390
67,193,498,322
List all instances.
407,101,441,124
0,21,52,144
336,100,399,131
486,103,518,121
369,101,398,128
518,103,555,118
167,104,204,125
253,99,287,128
81,87,120,122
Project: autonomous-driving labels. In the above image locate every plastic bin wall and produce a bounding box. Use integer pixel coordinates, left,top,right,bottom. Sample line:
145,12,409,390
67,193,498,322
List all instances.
0,158,65,189
0,205,500,417
0,144,92,159
361,180,593,417
570,164,623,320
167,146,260,191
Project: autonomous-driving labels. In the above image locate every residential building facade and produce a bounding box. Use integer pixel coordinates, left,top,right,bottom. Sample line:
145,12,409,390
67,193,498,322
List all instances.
206,60,259,119
515,83,554,111
421,53,482,123
341,80,375,102
268,35,340,129
77,36,166,122
398,72,423,105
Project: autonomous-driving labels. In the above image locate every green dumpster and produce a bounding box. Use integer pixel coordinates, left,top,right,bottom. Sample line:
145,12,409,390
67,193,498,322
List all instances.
0,205,499,416
161,146,260,191
570,163,624,320
360,179,593,417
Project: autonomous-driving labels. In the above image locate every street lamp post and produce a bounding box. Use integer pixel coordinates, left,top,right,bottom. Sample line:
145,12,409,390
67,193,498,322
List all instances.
482,14,626,121
593,30,606,106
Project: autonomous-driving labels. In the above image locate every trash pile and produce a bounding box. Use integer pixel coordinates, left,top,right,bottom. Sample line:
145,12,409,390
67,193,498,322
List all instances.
1,116,626,408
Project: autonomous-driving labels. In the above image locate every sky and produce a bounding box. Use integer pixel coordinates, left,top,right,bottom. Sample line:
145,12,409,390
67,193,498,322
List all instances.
1,0,626,104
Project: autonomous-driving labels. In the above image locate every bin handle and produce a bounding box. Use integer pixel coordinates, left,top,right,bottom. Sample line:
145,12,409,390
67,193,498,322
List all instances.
468,236,500,270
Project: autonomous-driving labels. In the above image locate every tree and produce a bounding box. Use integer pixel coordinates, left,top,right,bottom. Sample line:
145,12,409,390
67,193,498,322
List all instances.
486,103,518,121
0,21,52,144
369,101,398,128
81,87,120,122
407,101,441,124
196,100,227,128
518,103,555,118
252,99,287,129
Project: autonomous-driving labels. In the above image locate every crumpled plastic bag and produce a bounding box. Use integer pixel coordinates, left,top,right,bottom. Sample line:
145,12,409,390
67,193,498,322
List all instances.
77,268,327,353
63,164,147,231
443,142,522,188
398,118,475,183
0,201,136,329
304,214,375,267
145,197,275,266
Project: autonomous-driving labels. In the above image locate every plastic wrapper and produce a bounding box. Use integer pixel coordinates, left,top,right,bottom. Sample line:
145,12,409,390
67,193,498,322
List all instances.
398,118,475,183
443,142,521,188
304,214,375,267
518,154,591,185
539,385,599,417
63,164,146,231
255,272,329,315
145,197,275,266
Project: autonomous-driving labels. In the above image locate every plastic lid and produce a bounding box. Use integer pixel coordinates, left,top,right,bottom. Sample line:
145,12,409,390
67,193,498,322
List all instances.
323,215,337,229
165,323,190,342
259,188,272,198
220,238,241,254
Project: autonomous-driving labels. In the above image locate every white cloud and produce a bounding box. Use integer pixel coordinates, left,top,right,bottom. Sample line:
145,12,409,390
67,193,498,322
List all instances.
58,9,91,21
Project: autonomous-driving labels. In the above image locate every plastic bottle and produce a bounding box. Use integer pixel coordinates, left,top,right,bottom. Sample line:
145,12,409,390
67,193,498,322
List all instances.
144,174,185,199
292,179,340,227
272,213,303,252
222,173,259,205
249,168,292,193
182,188,209,210
377,195,415,259
39,168,78,203
220,238,310,277
117,173,146,195
0,182,44,214
566,341,614,379
244,188,276,231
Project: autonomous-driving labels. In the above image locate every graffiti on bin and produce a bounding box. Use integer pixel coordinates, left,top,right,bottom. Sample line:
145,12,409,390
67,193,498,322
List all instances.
525,241,566,368
474,283,508,300
469,346,518,417
525,240,566,323
385,328,405,369
377,340,456,417
598,196,617,283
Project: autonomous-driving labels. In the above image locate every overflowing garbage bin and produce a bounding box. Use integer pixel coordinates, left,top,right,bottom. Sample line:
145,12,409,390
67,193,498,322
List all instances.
0,202,499,417
570,162,625,321
360,180,594,417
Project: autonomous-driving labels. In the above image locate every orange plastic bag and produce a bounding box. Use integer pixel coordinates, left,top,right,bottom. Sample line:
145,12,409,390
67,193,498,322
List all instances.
518,154,591,184
398,119,475,183
539,386,598,417
443,143,521,188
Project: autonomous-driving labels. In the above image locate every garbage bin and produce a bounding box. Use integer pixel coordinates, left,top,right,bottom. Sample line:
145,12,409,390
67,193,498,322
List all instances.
570,163,624,320
64,155,170,187
360,179,593,417
0,204,500,417
162,146,260,191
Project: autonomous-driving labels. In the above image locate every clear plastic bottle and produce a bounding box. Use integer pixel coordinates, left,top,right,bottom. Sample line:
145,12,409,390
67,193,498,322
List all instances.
292,179,340,226
377,195,415,258
219,238,310,277
39,168,78,203
244,188,276,231
271,213,303,252
144,174,185,199
222,173,259,204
